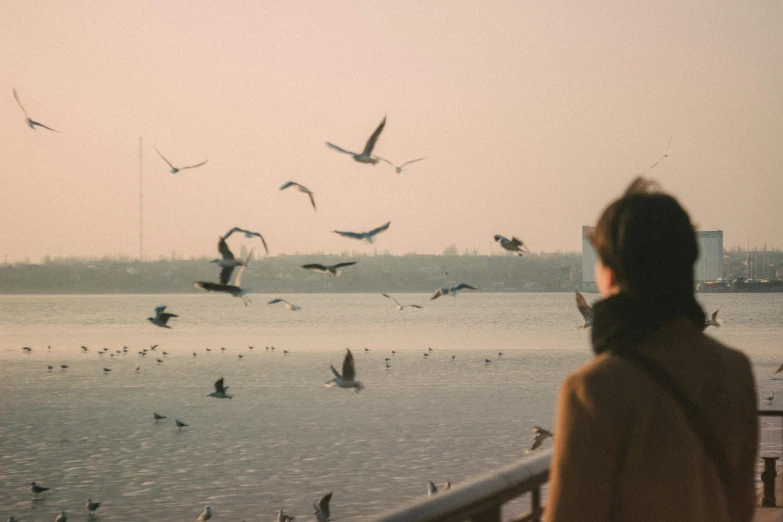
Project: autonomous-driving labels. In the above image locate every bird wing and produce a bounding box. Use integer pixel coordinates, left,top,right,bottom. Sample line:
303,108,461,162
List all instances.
154,305,167,316
195,281,225,292
776,363,783,374
214,377,226,393
326,142,357,155
254,232,269,255
334,229,364,240
13,88,30,119
650,154,666,169
279,181,297,190
179,159,208,170
409,304,423,309
430,288,447,300
530,434,544,451
362,116,386,156
382,293,401,307
333,262,358,269
711,306,721,322
367,221,391,237
399,157,427,168
342,350,356,381
219,266,234,286
454,283,477,291
153,145,176,169
665,136,672,155
235,250,253,287
330,364,342,379
510,237,524,247
222,227,241,240
268,298,285,305
575,291,593,321
302,263,327,273
30,120,59,132
378,157,395,167
318,492,332,517
218,237,235,260
159,313,177,321
307,191,317,211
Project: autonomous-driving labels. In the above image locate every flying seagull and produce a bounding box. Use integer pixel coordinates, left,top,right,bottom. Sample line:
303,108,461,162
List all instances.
196,250,254,305
650,136,672,169
210,236,246,285
529,426,554,451
381,293,422,311
280,181,316,210
196,505,212,521
334,221,390,244
494,235,530,256
312,491,332,522
704,307,722,329
575,291,594,328
428,481,438,498
325,349,364,392
221,227,269,255
775,363,783,375
153,145,207,174
267,298,301,311
85,498,101,517
148,305,178,328
380,157,428,174
175,419,189,430
208,377,232,399
30,482,50,498
277,508,295,522
301,261,357,277
13,88,59,131
430,283,477,300
326,116,387,164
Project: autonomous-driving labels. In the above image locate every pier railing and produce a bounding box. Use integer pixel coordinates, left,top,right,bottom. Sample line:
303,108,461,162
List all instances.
375,410,783,522
374,450,551,522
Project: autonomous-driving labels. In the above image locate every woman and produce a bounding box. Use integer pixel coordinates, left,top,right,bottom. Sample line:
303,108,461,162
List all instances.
545,178,757,521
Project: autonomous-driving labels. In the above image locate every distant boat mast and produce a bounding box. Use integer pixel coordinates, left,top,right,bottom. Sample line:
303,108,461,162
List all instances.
139,136,144,262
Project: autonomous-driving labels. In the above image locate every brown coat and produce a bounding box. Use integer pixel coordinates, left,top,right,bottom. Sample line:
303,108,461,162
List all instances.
546,319,758,522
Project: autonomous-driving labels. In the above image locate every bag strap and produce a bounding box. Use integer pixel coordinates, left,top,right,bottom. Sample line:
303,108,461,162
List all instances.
614,348,733,501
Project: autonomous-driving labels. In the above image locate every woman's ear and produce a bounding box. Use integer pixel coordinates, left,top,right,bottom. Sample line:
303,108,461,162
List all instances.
595,261,621,297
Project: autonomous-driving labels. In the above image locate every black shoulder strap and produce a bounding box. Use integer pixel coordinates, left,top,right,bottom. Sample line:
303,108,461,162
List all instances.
614,348,733,501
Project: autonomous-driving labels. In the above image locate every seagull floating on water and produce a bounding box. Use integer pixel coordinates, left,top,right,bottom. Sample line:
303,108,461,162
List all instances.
301,261,357,277
280,181,317,210
196,250,254,305
494,235,530,256
13,88,59,131
430,283,477,300
148,305,178,328
85,498,101,517
575,291,594,328
325,349,363,392
153,145,207,174
650,136,672,169
381,293,422,311
312,491,332,522
529,426,554,451
326,115,387,165
380,156,427,174
196,505,212,521
704,307,722,329
267,298,301,311
333,221,390,244
222,227,269,255
208,377,232,399
31,481,50,498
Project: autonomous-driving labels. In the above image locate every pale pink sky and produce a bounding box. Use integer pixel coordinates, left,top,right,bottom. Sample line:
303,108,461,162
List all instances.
2,1,781,262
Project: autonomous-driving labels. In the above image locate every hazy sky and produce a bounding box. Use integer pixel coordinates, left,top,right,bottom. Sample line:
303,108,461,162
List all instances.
2,1,781,262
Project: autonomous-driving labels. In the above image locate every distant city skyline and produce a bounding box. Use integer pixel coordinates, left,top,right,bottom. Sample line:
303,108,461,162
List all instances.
2,2,781,263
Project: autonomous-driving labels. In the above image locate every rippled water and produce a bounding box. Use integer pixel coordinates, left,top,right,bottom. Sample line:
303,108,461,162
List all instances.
1,293,781,521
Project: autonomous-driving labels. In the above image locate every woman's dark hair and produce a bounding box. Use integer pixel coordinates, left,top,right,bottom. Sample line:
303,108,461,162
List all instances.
589,177,699,300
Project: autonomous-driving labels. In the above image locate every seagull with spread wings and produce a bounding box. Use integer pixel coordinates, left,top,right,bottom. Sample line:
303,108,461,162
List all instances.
529,426,554,451
147,305,178,328
207,377,232,399
267,298,301,311
333,221,390,244
650,136,672,169
312,492,333,521
210,237,251,285
381,293,422,311
280,181,317,210
430,283,477,300
575,291,594,328
704,307,722,329
325,349,363,392
326,116,387,164
153,145,207,174
196,250,254,305
13,88,59,131
221,227,269,254
494,235,530,256
301,261,357,277
380,156,427,174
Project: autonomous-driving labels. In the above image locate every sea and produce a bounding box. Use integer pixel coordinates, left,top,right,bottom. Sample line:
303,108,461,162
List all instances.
1,292,781,521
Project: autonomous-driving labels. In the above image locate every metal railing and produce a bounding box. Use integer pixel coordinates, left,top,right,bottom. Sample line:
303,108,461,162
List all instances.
374,451,551,522
758,409,783,454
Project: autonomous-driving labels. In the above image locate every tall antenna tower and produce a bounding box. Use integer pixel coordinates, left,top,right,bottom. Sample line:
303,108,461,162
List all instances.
139,137,144,262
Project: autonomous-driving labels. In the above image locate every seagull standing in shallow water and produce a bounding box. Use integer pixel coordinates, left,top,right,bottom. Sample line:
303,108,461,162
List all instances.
326,116,387,165
13,88,59,131
333,221,390,244
325,349,363,392
175,419,189,430
153,412,166,421
30,481,50,498
153,145,207,174
430,284,477,300
575,291,594,328
148,305,178,328
312,492,332,521
280,181,317,210
85,498,101,517
208,377,232,399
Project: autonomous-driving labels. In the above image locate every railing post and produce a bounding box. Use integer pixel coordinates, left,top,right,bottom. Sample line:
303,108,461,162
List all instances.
531,487,542,521
761,456,779,507
469,505,501,522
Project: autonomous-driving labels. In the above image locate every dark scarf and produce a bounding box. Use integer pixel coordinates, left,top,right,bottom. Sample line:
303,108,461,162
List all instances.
591,292,706,356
